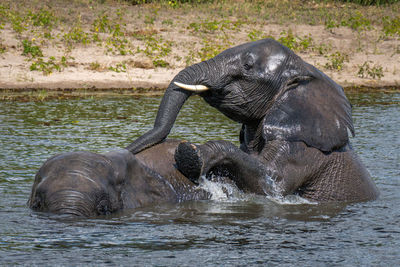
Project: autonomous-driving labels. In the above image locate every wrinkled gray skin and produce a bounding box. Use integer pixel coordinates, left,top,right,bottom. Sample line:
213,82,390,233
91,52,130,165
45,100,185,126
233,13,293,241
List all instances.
29,140,209,217
126,39,379,202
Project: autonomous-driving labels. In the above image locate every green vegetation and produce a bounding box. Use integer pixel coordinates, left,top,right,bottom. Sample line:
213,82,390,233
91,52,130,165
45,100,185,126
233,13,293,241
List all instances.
28,8,57,29
30,56,68,75
325,11,372,31
0,0,398,83
277,30,313,52
22,39,43,58
135,33,173,67
63,24,91,46
357,61,384,79
109,62,127,73
21,38,70,75
325,52,349,71
248,29,266,42
340,0,399,5
0,43,6,54
382,16,400,36
188,18,242,33
88,61,102,71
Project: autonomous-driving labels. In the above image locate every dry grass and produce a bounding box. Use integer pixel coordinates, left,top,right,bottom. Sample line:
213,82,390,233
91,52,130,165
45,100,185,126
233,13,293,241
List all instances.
0,0,399,90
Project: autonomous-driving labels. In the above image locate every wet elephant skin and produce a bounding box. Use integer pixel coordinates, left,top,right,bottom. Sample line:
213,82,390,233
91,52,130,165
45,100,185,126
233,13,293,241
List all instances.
29,140,209,217
127,38,379,203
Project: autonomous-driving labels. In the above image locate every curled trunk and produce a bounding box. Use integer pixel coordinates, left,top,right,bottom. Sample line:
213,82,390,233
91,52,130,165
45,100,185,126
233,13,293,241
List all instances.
126,60,213,154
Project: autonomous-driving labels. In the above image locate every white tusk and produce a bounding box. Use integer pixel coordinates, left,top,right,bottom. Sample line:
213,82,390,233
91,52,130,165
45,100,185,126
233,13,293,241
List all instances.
174,81,209,92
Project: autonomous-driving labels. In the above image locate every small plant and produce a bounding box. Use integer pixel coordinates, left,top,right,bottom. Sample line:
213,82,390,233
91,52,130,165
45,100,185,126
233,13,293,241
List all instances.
22,39,43,58
341,0,398,5
298,35,313,51
153,59,169,67
0,42,6,54
325,15,340,30
92,13,125,37
93,14,112,33
105,36,132,55
0,4,8,22
30,56,68,75
277,30,313,52
325,11,372,32
357,61,384,79
278,30,296,50
248,29,266,41
37,89,48,101
382,16,400,37
63,25,91,46
162,19,173,25
137,34,173,67
88,61,102,71
184,49,196,66
313,43,332,55
188,19,242,34
198,39,227,61
144,7,159,25
9,11,26,33
168,0,179,8
144,14,155,25
28,8,58,29
342,11,372,32
325,52,349,71
108,62,127,73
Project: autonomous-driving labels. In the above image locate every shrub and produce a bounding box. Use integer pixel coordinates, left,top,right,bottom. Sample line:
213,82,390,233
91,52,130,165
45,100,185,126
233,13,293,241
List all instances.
22,40,43,58
382,16,400,36
357,61,384,79
339,0,399,5
325,52,349,71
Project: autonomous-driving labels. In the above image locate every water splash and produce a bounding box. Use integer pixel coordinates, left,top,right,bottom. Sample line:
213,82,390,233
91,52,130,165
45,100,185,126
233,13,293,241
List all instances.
267,194,317,205
198,176,243,201
199,173,316,206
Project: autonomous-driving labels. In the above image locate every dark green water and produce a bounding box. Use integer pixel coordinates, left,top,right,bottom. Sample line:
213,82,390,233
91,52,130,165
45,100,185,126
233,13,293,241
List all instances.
0,92,399,266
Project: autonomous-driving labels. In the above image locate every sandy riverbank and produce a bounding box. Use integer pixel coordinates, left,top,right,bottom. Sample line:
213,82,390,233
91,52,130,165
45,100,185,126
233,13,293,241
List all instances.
0,0,399,94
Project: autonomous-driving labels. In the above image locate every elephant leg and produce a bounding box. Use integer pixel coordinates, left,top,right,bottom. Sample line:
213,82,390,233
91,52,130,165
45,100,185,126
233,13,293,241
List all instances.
175,141,276,195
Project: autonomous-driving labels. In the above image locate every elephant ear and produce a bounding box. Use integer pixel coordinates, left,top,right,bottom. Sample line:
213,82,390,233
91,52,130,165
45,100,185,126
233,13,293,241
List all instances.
262,74,354,152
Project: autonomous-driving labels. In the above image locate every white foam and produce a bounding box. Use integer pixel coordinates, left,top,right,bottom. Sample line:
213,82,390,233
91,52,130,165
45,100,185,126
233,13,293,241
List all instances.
199,174,317,206
267,194,317,205
198,176,242,201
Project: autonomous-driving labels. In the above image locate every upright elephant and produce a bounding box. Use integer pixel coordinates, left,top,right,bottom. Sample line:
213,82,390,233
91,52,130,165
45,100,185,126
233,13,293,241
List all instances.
126,38,379,202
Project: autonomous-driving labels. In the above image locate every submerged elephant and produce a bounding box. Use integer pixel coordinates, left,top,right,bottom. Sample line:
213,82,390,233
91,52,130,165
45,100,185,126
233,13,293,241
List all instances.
126,38,379,202
29,140,210,216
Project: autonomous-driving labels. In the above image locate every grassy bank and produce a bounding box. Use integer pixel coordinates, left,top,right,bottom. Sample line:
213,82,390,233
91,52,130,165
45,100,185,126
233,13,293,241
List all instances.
0,0,399,92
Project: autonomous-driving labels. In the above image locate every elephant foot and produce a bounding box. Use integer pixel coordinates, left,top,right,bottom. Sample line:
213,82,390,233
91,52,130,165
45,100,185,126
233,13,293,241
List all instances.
175,141,204,184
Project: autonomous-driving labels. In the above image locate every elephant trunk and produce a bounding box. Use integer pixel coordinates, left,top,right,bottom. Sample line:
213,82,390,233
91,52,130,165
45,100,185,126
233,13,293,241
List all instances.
29,189,98,217
47,190,97,217
126,60,214,154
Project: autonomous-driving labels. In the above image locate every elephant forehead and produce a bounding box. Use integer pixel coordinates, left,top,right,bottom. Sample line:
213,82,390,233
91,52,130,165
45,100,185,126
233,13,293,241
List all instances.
264,52,286,72
39,152,116,186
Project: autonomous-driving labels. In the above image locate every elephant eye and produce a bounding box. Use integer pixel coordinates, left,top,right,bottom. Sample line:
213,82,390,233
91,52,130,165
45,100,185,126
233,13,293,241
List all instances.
243,53,255,70
244,63,252,70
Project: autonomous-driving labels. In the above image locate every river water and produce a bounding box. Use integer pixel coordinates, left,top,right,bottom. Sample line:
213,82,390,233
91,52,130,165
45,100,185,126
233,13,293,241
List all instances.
0,91,399,266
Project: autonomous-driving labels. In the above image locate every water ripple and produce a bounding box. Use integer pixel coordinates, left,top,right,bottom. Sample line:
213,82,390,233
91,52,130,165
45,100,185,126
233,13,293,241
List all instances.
0,92,399,266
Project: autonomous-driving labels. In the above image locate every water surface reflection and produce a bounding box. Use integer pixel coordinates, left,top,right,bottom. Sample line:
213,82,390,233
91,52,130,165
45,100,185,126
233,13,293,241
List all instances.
0,91,398,265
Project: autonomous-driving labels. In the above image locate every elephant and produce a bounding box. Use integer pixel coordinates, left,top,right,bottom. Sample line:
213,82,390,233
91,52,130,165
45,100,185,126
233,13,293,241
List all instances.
126,38,379,202
29,140,210,217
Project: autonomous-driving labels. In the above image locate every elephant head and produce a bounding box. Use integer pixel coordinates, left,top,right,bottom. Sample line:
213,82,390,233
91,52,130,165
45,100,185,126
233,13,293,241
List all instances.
28,151,123,217
29,141,209,217
126,38,354,154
